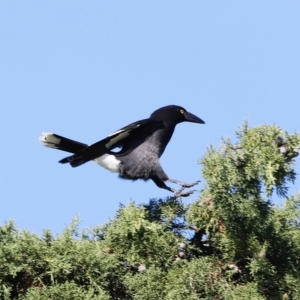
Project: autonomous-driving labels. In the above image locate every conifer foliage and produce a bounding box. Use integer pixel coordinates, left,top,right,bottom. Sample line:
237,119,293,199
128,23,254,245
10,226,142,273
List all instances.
1,123,300,299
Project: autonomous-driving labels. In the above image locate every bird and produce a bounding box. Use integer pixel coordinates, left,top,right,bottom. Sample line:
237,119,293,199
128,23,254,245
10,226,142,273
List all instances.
39,105,205,197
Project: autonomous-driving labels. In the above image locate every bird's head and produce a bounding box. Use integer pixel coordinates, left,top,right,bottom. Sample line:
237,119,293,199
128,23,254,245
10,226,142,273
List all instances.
150,105,205,125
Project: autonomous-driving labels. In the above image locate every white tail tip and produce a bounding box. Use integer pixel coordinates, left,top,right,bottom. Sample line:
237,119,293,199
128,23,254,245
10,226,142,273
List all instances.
39,132,61,148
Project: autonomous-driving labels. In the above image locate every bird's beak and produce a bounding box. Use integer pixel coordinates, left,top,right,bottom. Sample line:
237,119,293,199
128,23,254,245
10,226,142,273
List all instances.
184,111,205,124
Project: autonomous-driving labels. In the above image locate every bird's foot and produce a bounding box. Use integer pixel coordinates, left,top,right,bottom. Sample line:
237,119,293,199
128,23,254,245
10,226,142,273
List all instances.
166,179,200,197
154,178,200,197
174,189,196,197
181,180,200,188
168,179,200,188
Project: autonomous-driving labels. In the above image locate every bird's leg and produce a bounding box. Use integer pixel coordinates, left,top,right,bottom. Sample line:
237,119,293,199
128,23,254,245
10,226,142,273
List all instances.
167,179,200,188
152,177,176,193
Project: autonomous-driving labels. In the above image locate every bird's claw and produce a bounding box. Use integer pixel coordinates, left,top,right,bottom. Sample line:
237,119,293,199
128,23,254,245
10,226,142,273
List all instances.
174,188,196,197
180,180,200,188
167,179,200,197
168,179,200,188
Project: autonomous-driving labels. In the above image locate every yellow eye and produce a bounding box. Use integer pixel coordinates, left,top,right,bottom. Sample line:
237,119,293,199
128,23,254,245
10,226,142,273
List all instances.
179,109,185,114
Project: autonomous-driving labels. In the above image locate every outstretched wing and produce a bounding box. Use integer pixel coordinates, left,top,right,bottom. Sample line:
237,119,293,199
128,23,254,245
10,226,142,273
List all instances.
59,118,164,167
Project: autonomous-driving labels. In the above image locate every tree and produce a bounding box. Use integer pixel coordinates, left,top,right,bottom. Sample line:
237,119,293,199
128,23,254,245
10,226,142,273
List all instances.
1,123,300,299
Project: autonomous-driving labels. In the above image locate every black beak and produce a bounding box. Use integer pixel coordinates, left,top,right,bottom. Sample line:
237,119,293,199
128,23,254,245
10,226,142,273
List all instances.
184,111,205,124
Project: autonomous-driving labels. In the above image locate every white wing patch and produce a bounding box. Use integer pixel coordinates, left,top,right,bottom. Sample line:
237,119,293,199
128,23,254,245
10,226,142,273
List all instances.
107,124,140,138
94,154,120,172
105,130,131,149
108,129,125,137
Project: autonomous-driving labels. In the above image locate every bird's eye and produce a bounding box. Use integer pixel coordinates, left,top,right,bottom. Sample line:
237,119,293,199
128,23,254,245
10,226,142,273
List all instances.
179,109,185,114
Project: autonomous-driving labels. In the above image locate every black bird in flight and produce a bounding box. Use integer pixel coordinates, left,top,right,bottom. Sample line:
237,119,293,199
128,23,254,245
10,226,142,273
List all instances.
39,105,205,197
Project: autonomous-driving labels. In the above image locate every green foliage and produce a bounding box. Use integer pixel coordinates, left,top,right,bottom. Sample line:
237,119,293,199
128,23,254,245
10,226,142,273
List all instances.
1,123,300,299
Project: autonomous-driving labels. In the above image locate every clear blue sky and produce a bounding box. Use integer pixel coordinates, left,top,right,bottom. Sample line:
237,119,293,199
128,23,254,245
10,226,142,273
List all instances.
1,2,299,234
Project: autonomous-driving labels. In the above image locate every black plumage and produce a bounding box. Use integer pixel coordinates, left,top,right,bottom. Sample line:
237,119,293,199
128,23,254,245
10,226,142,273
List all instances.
39,105,204,196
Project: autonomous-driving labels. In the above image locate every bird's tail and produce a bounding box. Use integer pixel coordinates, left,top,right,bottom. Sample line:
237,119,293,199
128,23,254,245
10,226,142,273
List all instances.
39,132,87,154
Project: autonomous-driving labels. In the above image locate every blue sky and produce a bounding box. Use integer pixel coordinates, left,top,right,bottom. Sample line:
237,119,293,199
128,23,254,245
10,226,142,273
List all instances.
1,2,299,234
